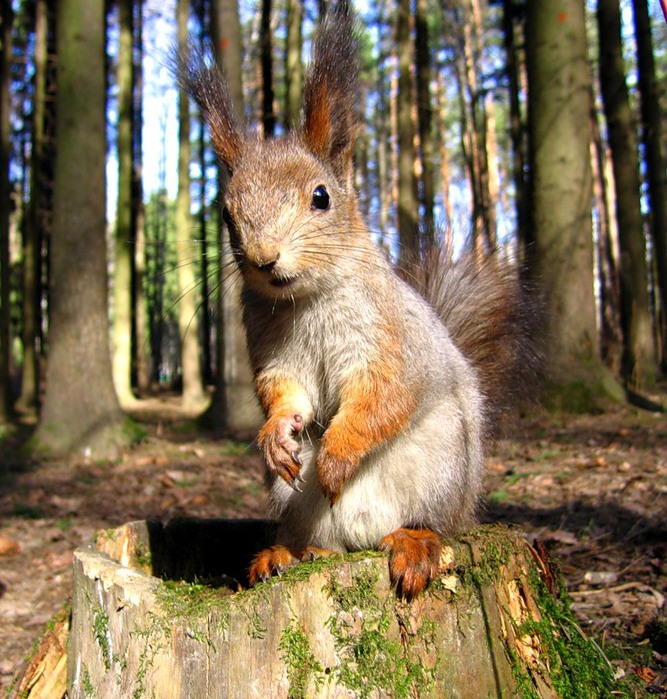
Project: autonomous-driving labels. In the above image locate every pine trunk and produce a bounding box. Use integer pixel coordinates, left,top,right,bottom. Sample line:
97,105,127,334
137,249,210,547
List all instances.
32,0,130,458
0,0,13,420
176,0,206,411
502,0,528,253
112,0,137,408
201,0,262,431
631,0,667,371
396,0,419,258
597,0,656,389
525,0,621,405
260,0,275,137
284,0,303,130
414,0,435,240
15,0,46,416
66,519,619,699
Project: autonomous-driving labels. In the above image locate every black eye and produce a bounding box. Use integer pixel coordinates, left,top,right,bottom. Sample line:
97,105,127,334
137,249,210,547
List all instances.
311,185,330,211
222,206,233,226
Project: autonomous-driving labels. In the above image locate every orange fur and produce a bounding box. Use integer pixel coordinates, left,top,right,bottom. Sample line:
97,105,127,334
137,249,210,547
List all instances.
248,545,299,585
256,374,312,487
378,528,442,600
317,339,416,503
256,374,302,416
302,79,331,158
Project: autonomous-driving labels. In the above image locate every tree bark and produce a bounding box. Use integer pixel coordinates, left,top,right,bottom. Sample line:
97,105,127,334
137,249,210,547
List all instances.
414,0,435,241
32,0,131,457
201,0,262,431
597,0,656,390
396,0,419,259
68,519,621,698
260,0,275,137
112,0,138,408
176,0,206,411
502,0,529,254
16,0,46,416
0,0,13,420
525,0,620,405
132,0,150,393
284,0,303,130
631,0,667,372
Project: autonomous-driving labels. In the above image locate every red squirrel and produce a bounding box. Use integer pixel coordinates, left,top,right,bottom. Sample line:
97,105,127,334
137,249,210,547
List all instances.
181,0,538,598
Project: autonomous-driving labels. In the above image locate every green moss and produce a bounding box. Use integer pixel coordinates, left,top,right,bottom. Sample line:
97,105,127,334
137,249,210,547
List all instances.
506,563,649,699
457,525,514,590
93,606,112,670
82,663,94,697
133,541,152,570
156,579,233,626
324,565,436,699
279,622,325,698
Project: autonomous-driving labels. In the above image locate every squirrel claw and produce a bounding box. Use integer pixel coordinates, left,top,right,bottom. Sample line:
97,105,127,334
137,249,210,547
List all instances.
288,478,303,493
291,451,303,466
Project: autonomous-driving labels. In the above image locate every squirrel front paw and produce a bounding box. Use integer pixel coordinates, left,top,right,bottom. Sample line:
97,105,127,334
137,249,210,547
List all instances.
258,414,305,490
316,449,360,504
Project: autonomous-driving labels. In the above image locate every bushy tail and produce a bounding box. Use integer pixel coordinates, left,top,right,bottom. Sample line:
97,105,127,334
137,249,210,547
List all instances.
404,249,543,433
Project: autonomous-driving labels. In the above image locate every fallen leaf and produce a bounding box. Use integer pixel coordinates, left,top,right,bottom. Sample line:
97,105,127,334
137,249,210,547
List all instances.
583,571,619,586
634,665,656,683
0,535,20,556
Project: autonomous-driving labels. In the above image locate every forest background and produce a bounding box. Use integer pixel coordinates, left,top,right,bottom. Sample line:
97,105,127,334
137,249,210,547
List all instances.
0,0,665,452
0,0,666,692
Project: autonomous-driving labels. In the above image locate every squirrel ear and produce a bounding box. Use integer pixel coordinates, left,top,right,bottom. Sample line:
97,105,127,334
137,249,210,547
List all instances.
301,0,360,182
177,46,244,174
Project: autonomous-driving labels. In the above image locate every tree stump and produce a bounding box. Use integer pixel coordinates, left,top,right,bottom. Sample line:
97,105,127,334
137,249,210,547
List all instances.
68,519,617,698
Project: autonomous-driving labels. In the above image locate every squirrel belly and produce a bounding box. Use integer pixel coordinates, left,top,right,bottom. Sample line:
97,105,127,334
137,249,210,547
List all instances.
243,260,485,555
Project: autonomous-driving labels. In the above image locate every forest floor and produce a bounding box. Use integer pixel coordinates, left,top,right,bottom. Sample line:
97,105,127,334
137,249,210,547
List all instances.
0,396,666,696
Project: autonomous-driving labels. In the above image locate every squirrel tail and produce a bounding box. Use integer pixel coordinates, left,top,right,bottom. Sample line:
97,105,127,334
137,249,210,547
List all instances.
404,248,543,433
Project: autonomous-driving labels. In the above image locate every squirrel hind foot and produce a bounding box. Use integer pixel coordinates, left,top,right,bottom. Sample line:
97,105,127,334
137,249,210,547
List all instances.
248,545,299,586
378,528,442,600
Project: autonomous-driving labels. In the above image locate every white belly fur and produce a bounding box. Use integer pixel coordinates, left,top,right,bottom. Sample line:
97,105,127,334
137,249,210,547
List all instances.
270,394,483,553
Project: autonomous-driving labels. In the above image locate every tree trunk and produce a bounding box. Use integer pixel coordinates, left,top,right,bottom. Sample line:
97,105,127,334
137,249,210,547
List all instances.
502,0,528,254
176,0,206,412
414,0,435,241
396,0,419,259
0,0,13,420
67,519,620,698
15,0,46,416
201,0,262,431
631,0,667,372
132,0,150,393
260,0,275,137
31,0,131,458
525,0,620,406
597,0,656,390
590,83,623,375
112,0,138,408
284,0,303,130
436,69,453,243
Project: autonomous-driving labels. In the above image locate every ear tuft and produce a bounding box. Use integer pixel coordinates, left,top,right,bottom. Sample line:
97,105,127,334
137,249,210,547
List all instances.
176,45,245,173
301,0,360,181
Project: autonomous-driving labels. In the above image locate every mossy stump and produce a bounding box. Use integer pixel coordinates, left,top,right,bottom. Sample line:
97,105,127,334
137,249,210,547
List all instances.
68,519,617,698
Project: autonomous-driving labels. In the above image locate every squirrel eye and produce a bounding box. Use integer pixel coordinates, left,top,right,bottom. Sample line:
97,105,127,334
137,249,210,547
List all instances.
222,206,233,225
311,185,330,211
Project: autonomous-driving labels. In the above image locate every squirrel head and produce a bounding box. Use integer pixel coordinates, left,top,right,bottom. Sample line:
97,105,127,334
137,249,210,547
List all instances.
181,0,365,300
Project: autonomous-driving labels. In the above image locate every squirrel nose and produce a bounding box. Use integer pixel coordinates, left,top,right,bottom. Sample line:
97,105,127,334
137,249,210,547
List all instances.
246,241,281,273
256,257,278,273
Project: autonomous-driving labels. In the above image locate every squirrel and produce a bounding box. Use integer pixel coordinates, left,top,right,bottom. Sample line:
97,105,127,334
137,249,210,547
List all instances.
180,0,539,599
